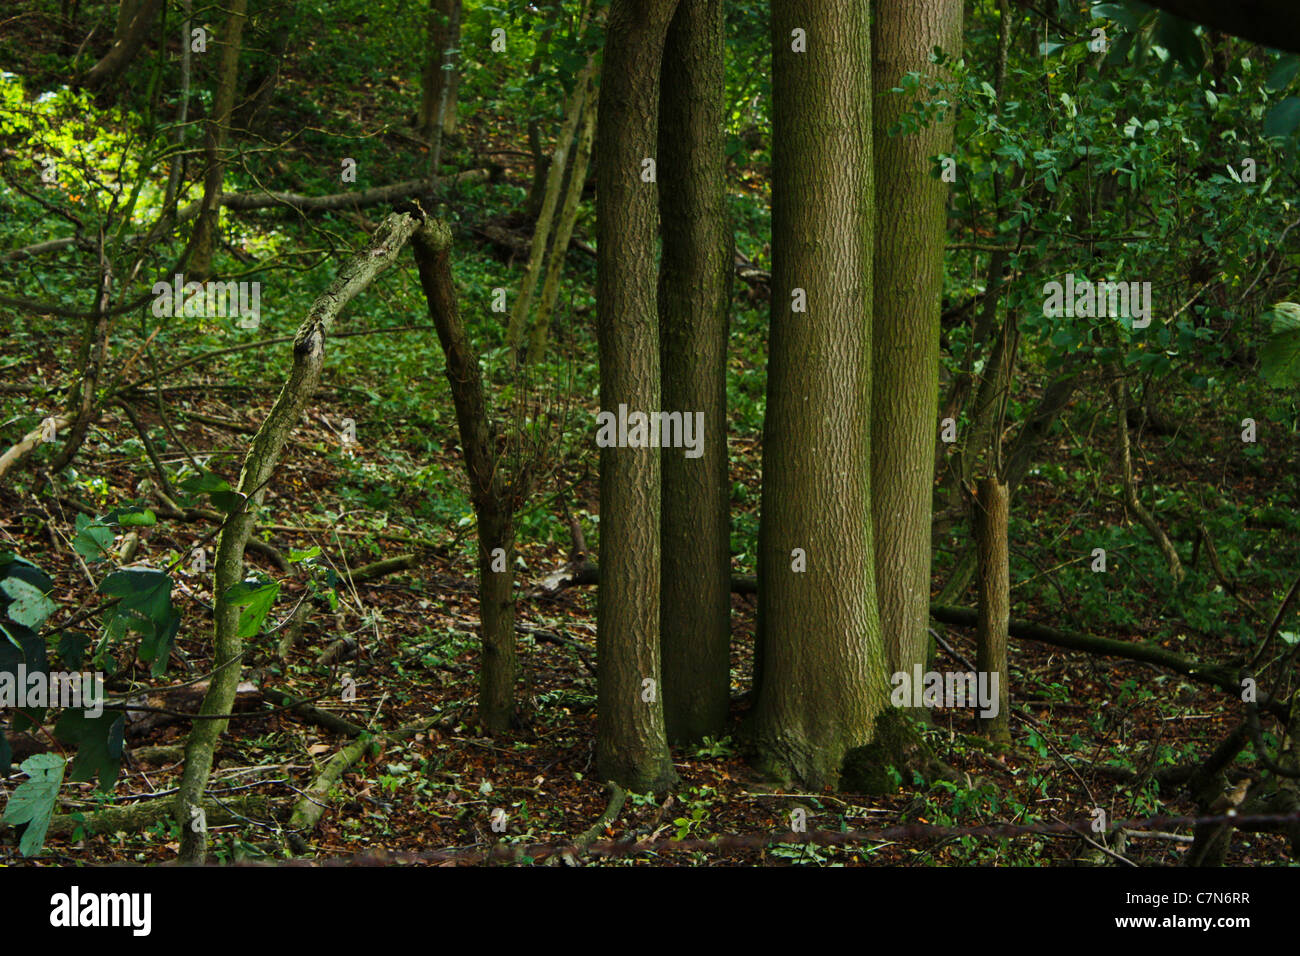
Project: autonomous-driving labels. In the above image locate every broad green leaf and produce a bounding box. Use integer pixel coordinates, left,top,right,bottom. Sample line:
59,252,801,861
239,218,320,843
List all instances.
0,577,57,629
105,506,157,527
1263,97,1300,138
99,569,180,677
54,709,125,791
1154,12,1203,76
2,752,66,856
178,470,243,514
1266,55,1300,93
73,513,114,562
225,579,281,638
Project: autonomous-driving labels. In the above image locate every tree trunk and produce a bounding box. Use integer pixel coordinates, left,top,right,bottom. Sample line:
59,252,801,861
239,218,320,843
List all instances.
524,0,565,220
974,477,1011,743
175,212,422,862
656,0,731,745
746,0,888,789
188,0,249,279
411,219,520,731
870,0,962,678
418,0,462,139
527,82,598,364
114,0,140,44
81,0,162,88
507,54,596,361
1114,375,1185,583
594,0,680,794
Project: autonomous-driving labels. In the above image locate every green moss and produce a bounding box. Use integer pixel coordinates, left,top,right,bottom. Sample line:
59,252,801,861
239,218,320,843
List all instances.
839,708,934,794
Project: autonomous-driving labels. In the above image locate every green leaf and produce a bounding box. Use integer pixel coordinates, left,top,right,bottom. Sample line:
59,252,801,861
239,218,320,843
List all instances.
1266,55,1300,93
105,506,157,527
54,709,125,790
0,576,57,630
1260,302,1300,388
225,579,281,638
72,513,114,562
58,632,90,668
1263,97,1300,138
178,471,243,514
2,752,66,856
99,569,180,677
1154,12,1203,76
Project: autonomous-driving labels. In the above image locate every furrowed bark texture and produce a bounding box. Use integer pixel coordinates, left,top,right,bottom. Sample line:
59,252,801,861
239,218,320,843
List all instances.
595,0,680,794
657,0,731,744
870,0,963,677
747,0,889,789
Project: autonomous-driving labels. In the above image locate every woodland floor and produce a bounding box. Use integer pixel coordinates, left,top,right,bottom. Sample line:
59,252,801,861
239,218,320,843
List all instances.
2,7,1296,866
1,374,1291,866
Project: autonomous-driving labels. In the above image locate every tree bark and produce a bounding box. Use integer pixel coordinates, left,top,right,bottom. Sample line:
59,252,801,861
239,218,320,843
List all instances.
174,212,421,863
657,0,731,745
870,0,963,678
81,0,163,88
507,54,596,361
528,82,598,364
419,0,463,140
187,0,249,279
411,219,520,731
594,0,680,793
746,0,889,789
973,477,1011,742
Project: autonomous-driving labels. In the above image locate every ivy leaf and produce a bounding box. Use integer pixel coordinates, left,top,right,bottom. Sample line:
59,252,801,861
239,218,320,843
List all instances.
54,709,125,790
225,579,281,638
2,752,66,857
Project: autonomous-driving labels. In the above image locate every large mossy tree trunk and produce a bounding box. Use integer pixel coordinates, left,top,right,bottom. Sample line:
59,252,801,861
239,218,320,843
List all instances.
657,0,731,745
594,0,680,794
870,0,962,679
746,0,889,789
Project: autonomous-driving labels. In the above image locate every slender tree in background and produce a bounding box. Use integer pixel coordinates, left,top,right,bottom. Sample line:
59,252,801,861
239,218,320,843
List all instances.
188,0,249,278
974,476,1011,742
747,0,889,788
870,0,963,678
657,0,731,744
418,0,463,142
595,0,680,792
